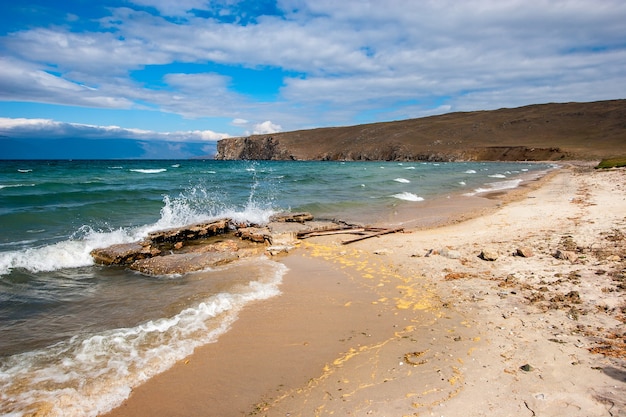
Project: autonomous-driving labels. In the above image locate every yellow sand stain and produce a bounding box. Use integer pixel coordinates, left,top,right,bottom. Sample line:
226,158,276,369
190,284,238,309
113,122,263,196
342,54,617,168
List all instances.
344,301,352,307
396,298,413,310
473,336,481,342
467,347,476,356
457,357,464,365
363,273,374,279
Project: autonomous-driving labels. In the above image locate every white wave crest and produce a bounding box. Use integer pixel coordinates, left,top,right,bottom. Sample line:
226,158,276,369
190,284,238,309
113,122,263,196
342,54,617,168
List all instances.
465,179,523,196
393,178,411,183
129,169,167,174
392,192,424,202
0,259,287,417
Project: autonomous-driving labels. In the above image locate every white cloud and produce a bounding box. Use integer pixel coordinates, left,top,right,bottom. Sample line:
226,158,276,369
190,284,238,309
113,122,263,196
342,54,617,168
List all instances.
252,120,282,135
0,0,625,133
0,118,230,142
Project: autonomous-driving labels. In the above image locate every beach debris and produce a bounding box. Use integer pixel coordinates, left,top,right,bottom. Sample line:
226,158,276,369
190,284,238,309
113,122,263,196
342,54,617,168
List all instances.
479,248,499,261
341,227,404,245
404,350,429,366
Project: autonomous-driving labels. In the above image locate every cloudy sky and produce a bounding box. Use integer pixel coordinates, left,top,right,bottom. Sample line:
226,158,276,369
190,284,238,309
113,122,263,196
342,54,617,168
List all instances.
1,0,625,158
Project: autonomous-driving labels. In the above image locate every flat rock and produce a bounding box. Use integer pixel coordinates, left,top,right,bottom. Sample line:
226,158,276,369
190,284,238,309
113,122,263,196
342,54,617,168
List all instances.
91,242,158,265
130,252,240,275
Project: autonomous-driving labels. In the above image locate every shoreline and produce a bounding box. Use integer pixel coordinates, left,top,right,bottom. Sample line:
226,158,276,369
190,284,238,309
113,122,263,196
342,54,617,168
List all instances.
103,163,626,417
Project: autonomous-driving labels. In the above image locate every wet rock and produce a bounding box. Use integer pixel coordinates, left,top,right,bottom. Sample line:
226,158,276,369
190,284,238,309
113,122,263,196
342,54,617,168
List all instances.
131,252,240,275
479,249,499,261
91,242,159,266
266,245,295,256
147,219,231,245
236,227,272,243
269,212,314,223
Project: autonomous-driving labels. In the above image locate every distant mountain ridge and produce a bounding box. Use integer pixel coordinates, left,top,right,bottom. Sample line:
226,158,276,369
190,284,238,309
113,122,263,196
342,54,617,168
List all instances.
215,99,626,161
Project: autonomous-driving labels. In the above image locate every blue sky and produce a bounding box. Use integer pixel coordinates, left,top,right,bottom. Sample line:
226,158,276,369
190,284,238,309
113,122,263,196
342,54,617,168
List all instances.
1,0,625,158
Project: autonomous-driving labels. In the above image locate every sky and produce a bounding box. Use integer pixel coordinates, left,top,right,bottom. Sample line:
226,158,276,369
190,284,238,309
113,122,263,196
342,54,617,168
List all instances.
1,0,625,159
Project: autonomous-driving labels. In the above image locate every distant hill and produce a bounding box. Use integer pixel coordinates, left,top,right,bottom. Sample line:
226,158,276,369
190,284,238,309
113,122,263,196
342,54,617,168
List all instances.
215,99,626,161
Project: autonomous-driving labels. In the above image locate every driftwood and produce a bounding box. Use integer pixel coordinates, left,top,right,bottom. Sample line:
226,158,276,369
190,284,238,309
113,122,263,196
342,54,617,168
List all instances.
341,227,404,245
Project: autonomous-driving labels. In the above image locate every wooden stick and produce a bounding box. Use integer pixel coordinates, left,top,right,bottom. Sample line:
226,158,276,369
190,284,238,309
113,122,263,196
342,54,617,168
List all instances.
297,228,366,239
341,227,404,245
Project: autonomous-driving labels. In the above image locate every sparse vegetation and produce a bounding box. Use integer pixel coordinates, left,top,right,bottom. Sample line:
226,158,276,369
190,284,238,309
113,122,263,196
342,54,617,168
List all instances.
596,157,626,169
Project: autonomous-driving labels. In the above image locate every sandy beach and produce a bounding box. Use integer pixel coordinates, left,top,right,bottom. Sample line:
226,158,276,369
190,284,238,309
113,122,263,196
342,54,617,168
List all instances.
103,164,625,417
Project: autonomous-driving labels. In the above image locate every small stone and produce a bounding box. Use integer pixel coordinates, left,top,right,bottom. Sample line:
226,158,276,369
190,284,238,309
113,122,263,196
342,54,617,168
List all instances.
480,249,499,261
516,247,534,257
520,364,533,372
554,250,578,262
440,247,461,259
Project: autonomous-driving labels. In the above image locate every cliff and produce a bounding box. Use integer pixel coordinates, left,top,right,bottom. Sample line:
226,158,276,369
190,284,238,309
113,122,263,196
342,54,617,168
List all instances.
215,99,626,161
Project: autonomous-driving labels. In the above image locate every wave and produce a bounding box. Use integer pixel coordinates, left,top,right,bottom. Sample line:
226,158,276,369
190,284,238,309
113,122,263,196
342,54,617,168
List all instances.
129,169,167,174
464,169,477,174
17,169,33,173
393,178,411,183
465,178,523,196
0,183,35,190
0,190,278,277
0,259,286,417
392,192,424,202
488,174,507,178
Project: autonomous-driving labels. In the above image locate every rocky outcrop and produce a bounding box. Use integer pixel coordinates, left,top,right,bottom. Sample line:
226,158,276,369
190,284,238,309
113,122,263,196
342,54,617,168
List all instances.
214,99,626,161
90,213,353,275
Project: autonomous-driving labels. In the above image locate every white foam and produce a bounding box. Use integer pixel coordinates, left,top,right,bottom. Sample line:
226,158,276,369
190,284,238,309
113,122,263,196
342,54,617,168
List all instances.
464,169,477,174
465,178,523,196
0,183,35,190
0,259,287,417
488,174,507,178
393,178,411,183
404,166,416,170
0,227,135,276
129,169,167,174
17,169,32,173
392,192,424,202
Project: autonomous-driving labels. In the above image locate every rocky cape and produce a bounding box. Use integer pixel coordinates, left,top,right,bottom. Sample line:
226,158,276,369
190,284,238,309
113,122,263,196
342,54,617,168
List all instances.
90,213,402,275
215,99,626,162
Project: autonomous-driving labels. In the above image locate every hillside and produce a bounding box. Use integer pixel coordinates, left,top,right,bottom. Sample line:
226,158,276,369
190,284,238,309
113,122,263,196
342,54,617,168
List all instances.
215,100,626,161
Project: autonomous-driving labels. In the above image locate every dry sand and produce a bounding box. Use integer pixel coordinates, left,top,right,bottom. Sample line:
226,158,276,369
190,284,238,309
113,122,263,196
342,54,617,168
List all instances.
104,164,626,417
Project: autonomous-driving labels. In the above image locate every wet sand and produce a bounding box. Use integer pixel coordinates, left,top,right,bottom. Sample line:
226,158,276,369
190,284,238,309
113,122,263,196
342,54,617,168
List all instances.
104,164,626,417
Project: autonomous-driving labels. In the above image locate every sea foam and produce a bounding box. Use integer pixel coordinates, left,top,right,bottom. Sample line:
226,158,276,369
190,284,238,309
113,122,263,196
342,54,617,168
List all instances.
392,192,424,202
0,259,287,417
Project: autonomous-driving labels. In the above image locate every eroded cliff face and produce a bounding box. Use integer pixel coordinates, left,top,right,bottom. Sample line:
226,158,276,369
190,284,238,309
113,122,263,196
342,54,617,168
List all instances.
214,100,625,161
215,136,295,160
215,137,569,161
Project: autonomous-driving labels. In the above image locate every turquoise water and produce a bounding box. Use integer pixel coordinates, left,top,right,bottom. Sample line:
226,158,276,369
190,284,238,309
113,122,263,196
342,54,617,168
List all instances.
0,159,553,416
